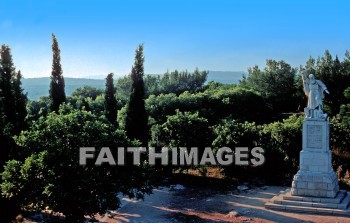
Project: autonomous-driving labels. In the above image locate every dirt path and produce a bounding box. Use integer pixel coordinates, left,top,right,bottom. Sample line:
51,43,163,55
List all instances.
23,185,350,222
103,185,350,223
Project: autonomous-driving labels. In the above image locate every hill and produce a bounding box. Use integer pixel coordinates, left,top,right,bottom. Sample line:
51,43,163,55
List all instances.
22,71,246,100
207,71,246,84
22,77,105,100
82,71,246,84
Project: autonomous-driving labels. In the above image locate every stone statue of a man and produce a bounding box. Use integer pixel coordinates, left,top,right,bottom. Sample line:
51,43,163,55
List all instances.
301,69,329,119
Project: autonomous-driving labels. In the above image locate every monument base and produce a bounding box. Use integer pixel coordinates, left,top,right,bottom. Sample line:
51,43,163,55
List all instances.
291,170,339,198
265,118,346,214
290,119,339,198
265,188,350,215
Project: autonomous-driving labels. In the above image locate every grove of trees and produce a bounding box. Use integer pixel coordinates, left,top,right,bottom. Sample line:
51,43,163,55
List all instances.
1,35,350,222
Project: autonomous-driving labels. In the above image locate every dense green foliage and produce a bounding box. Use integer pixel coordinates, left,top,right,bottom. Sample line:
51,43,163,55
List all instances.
212,119,264,180
49,34,66,112
116,69,208,102
241,60,301,113
1,105,152,222
152,110,213,170
72,85,103,99
26,96,50,123
261,116,303,182
146,86,271,124
154,110,212,148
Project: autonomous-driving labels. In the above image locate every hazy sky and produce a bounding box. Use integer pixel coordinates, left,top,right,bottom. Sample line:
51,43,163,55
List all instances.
0,0,350,78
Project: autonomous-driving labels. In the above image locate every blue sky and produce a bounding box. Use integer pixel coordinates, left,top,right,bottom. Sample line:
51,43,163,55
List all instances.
0,0,349,78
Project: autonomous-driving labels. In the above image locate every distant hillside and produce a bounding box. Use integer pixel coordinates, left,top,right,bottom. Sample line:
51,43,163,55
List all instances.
207,71,246,84
82,71,247,84
23,71,246,100
83,75,107,80
22,77,105,100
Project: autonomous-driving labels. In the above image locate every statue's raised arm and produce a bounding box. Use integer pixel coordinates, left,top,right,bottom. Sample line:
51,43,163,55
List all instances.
301,69,310,96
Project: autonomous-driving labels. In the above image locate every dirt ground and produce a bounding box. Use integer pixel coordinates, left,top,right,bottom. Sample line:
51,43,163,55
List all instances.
90,185,350,223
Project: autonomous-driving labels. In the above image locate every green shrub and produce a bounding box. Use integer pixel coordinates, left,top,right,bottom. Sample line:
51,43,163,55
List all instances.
2,104,152,222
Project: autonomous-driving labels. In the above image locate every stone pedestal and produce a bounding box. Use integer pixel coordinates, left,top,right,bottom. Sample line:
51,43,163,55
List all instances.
265,119,349,215
291,119,339,198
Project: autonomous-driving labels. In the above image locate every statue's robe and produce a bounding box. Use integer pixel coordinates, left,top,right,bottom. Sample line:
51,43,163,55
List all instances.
304,80,327,109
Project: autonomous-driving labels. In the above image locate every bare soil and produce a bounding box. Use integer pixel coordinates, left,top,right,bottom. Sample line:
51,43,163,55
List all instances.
91,185,350,223
22,169,350,223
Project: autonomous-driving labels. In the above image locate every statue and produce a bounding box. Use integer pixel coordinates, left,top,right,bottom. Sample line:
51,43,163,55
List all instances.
301,69,329,119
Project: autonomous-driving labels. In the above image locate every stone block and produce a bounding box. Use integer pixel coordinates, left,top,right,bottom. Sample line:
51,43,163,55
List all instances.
312,176,324,182
286,205,317,213
327,191,337,198
307,182,316,190
298,182,307,189
319,191,327,197
312,197,321,202
309,166,319,172
318,166,327,172
298,189,305,195
316,208,334,214
300,165,309,171
327,183,335,190
312,159,326,166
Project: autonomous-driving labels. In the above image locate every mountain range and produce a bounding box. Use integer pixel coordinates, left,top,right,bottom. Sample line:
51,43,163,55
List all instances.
22,71,246,100
22,77,105,100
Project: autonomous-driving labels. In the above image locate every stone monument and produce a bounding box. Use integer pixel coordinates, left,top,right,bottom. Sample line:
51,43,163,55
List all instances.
291,70,339,198
265,69,350,215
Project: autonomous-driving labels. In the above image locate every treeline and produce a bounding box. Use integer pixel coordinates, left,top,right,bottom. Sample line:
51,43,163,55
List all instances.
240,51,350,116
116,68,208,101
2,33,350,222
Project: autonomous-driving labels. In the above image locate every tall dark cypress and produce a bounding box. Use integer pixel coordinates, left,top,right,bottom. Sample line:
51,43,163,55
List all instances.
104,73,118,124
49,34,66,112
13,70,27,133
0,45,23,223
0,45,16,134
125,44,148,146
0,47,6,134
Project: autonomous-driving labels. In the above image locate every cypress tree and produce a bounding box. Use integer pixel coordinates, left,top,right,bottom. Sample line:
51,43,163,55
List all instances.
104,73,118,124
49,34,66,112
0,45,22,223
13,70,27,133
0,49,5,134
0,44,16,134
125,44,148,146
